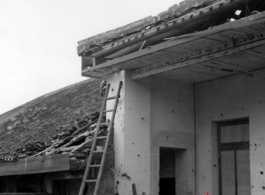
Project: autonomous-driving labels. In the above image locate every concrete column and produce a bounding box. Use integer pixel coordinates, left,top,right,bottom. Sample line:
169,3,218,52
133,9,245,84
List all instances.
107,70,151,195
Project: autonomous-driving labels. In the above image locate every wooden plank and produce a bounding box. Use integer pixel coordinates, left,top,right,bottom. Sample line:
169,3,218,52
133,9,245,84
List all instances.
205,33,232,42
168,44,198,51
128,55,164,66
131,31,265,79
164,47,194,54
191,38,223,47
155,50,178,58
219,29,250,39
216,50,265,70
251,44,265,54
172,37,224,51
243,49,265,59
115,59,149,70
113,51,178,70
248,11,265,21
158,67,219,83
202,60,251,72
0,154,70,176
115,62,137,70
239,24,265,34
139,53,169,62
185,64,235,77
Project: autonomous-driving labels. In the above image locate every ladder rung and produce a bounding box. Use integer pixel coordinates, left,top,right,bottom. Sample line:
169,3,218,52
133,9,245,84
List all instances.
106,96,117,100
93,150,104,153
97,136,107,139
90,164,101,168
86,179,97,183
103,109,114,113
100,122,110,126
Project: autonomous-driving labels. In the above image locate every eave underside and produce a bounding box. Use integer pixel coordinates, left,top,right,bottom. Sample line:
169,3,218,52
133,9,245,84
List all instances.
82,11,265,83
0,154,70,177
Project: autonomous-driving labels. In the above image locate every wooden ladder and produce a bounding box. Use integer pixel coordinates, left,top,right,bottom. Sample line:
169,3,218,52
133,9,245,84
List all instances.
78,81,122,195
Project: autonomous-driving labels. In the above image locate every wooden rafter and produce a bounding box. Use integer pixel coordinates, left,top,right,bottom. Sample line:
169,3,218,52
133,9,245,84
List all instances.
131,31,265,80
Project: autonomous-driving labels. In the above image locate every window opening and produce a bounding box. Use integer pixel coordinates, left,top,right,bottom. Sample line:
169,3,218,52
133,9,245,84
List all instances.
217,119,250,195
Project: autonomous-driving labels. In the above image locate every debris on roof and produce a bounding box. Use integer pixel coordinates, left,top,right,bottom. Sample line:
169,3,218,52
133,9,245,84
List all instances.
0,79,102,158
0,111,108,166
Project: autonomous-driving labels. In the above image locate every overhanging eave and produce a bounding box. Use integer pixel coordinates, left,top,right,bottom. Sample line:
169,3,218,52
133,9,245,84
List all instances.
0,154,70,176
82,11,265,82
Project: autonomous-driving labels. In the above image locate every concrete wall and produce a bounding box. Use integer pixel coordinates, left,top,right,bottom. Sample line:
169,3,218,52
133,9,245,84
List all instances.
107,71,195,195
195,69,265,195
150,77,195,195
107,71,151,195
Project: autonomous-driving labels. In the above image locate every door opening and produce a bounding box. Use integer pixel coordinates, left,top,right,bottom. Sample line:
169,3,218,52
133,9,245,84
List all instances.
159,147,187,195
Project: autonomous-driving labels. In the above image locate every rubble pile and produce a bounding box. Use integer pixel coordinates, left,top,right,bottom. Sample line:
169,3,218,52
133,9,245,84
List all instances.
15,141,50,158
0,111,109,163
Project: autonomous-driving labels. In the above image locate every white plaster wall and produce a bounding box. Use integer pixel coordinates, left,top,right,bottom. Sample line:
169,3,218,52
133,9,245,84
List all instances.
107,71,126,195
107,71,152,195
195,69,265,195
150,76,195,195
123,72,151,195
107,73,195,195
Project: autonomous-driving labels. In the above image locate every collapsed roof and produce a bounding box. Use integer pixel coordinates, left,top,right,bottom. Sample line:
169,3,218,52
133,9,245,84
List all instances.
78,0,264,68
0,79,116,181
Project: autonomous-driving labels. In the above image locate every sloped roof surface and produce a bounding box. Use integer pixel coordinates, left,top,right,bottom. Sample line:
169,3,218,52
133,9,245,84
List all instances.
0,79,102,156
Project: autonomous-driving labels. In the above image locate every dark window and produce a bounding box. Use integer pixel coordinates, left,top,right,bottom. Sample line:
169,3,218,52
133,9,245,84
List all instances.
53,180,68,195
16,174,45,193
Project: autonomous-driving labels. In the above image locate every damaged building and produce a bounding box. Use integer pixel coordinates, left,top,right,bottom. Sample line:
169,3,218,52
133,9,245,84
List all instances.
78,0,265,195
0,80,115,195
1,0,265,195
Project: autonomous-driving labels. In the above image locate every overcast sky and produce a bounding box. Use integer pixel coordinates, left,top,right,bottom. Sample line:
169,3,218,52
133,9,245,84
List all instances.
0,0,180,115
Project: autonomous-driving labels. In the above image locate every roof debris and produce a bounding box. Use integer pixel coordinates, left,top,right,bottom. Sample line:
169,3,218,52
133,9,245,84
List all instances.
0,111,109,165
0,79,103,161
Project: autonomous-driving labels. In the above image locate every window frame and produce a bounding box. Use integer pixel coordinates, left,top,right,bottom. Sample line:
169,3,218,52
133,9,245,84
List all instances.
217,118,250,195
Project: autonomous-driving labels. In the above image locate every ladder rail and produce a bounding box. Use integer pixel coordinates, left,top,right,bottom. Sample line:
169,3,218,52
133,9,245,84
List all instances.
78,81,123,195
78,83,111,195
93,81,123,195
